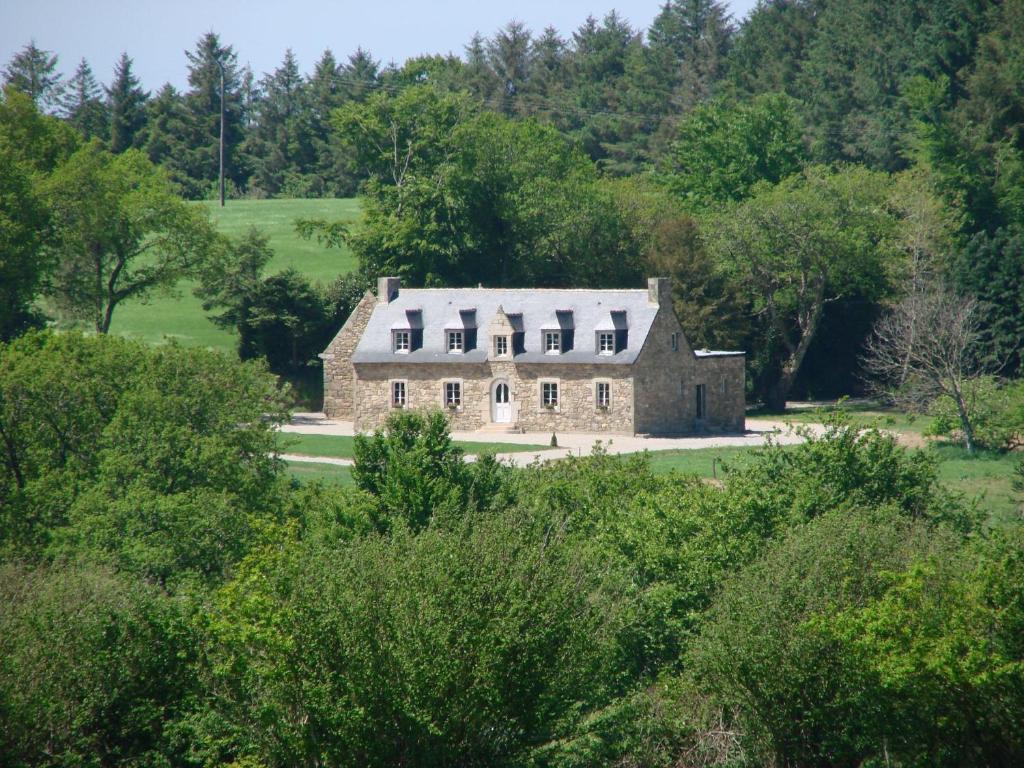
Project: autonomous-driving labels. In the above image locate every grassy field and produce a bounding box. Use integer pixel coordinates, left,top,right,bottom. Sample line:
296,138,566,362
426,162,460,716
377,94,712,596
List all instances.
110,198,361,351
278,432,550,459
646,439,1020,524
750,401,927,435
646,445,772,478
284,460,354,485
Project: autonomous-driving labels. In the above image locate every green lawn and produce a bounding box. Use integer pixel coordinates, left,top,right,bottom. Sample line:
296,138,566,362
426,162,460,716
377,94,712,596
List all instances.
646,440,1021,524
646,446,772,478
284,460,354,485
109,198,361,351
932,445,1021,526
278,432,550,459
749,402,927,435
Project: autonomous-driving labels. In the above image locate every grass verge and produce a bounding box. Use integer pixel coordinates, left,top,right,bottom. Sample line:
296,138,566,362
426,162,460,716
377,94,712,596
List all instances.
278,432,550,459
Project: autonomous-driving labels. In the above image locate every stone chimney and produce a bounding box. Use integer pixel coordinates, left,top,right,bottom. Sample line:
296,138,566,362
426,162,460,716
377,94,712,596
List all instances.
377,276,400,304
648,277,671,307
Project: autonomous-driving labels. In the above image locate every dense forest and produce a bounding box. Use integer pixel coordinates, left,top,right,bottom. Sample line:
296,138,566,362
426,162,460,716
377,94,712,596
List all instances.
1,332,1022,767
5,0,1023,404
2,2,1024,765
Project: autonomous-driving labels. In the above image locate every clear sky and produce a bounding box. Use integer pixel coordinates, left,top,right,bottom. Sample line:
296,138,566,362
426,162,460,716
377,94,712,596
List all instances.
1,0,760,91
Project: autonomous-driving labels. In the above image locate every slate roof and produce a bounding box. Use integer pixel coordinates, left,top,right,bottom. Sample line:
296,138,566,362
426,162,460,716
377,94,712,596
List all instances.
350,288,659,365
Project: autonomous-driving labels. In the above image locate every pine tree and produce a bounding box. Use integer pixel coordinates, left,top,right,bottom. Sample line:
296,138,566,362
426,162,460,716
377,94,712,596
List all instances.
249,49,313,196
525,27,570,126
487,21,533,115
106,53,148,153
173,32,246,198
3,41,64,113
142,83,189,188
305,49,352,196
62,58,109,140
340,47,379,102
463,33,498,101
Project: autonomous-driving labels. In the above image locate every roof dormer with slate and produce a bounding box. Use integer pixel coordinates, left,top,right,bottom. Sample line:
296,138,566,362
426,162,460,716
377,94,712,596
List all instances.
350,277,665,365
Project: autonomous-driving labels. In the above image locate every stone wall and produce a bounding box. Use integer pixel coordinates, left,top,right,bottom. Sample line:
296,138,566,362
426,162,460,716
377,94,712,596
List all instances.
320,291,376,419
352,361,636,434
632,301,746,434
632,299,696,434
694,355,747,432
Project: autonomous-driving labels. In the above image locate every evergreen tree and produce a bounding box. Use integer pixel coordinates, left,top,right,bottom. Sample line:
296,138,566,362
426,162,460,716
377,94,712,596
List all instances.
173,32,247,198
249,49,313,196
106,53,148,153
3,41,64,113
462,33,498,101
306,49,353,196
142,84,189,190
339,47,379,102
487,21,533,116
61,58,108,141
726,0,823,96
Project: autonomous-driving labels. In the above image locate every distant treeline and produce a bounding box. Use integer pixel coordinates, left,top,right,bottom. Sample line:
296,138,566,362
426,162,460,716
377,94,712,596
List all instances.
3,1,1017,200
4,0,1023,400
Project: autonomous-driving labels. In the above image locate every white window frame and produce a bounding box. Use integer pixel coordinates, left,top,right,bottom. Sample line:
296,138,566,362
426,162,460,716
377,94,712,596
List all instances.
539,379,560,410
671,332,679,352
443,379,463,409
595,380,611,409
544,331,561,354
390,379,407,408
598,332,615,355
493,335,509,357
393,330,410,353
446,330,464,354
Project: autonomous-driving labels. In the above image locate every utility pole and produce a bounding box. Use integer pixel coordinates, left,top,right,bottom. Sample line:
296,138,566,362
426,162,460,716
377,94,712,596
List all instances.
217,59,225,207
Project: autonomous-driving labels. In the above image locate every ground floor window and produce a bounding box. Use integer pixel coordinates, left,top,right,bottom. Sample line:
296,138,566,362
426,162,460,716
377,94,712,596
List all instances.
596,381,611,409
444,381,462,408
695,383,707,420
541,380,559,408
391,380,406,407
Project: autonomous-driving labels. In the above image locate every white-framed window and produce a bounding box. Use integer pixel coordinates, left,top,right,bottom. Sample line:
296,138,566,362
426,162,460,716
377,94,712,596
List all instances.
446,330,464,353
596,381,611,409
393,330,410,353
494,335,509,357
695,383,707,420
598,332,615,355
544,331,561,354
671,332,679,352
444,380,462,408
391,380,407,407
540,380,559,409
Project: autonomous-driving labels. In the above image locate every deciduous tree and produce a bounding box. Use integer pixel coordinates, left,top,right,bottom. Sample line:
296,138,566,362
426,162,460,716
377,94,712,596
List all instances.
707,165,898,409
43,141,217,333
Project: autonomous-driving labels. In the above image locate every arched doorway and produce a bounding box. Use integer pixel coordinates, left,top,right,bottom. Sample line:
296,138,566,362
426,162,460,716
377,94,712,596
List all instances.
491,379,511,423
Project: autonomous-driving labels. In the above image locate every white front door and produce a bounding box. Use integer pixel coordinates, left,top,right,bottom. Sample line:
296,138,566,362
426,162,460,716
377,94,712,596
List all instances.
492,381,511,423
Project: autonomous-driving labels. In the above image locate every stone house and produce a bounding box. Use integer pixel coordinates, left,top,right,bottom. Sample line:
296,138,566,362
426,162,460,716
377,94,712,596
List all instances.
320,276,745,435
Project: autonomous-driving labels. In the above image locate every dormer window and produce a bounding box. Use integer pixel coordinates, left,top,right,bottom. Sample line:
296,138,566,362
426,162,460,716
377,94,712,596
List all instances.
393,330,410,353
595,310,628,354
544,331,561,354
494,335,509,357
447,330,464,353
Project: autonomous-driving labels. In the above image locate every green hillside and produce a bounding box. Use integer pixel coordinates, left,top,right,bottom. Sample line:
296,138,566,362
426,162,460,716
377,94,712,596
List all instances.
109,198,361,351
